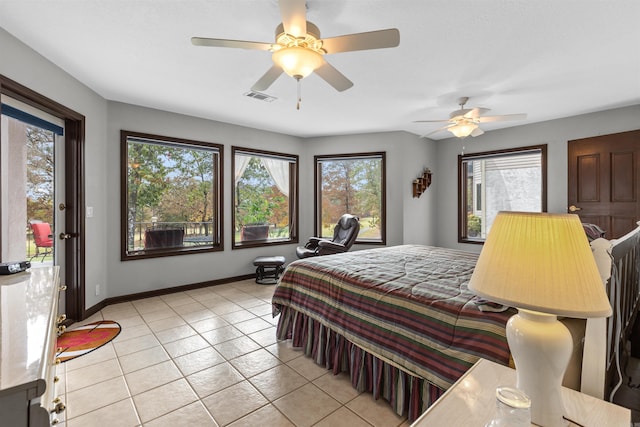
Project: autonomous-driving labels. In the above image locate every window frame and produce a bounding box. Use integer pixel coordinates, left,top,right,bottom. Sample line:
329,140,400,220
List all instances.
458,144,547,244
314,152,386,245
120,130,224,260
231,146,299,249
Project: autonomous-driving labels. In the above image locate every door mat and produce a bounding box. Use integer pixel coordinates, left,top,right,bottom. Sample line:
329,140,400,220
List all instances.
56,320,121,363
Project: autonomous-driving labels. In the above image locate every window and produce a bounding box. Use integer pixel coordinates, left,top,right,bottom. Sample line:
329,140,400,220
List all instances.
315,152,386,244
459,145,547,243
121,131,223,260
232,147,298,248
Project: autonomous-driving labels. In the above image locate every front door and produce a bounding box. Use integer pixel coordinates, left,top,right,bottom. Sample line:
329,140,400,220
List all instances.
568,129,640,239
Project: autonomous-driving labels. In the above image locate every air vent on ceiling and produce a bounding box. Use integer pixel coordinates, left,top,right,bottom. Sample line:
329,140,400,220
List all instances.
244,91,277,102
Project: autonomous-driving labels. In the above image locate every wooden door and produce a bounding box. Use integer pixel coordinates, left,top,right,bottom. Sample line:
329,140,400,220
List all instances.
568,129,640,239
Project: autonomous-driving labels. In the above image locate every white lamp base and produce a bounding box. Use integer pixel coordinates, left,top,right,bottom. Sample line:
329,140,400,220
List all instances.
507,309,573,427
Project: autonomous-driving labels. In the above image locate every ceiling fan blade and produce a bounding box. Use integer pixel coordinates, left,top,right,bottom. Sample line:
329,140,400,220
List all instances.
464,107,491,118
279,0,307,38
450,108,473,120
191,37,273,51
251,65,284,91
413,119,451,123
470,127,485,137
421,124,454,138
314,61,353,92
477,113,528,123
321,29,400,54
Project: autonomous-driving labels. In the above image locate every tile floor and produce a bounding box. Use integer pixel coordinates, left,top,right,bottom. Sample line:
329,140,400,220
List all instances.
54,279,409,427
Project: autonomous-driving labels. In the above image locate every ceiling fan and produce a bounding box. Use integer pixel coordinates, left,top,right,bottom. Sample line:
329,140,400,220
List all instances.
191,0,399,105
415,97,527,139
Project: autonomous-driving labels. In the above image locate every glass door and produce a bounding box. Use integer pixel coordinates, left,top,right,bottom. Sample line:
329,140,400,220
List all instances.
0,95,65,278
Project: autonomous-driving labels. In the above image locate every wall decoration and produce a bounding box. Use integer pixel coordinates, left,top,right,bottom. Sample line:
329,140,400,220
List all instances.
412,168,432,198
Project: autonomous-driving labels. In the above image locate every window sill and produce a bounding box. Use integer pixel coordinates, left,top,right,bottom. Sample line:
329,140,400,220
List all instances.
232,238,297,250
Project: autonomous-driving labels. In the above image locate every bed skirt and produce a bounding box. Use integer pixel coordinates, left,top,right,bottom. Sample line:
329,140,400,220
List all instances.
275,305,444,422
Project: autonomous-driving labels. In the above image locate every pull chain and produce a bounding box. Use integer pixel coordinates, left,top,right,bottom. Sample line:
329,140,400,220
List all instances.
296,77,302,110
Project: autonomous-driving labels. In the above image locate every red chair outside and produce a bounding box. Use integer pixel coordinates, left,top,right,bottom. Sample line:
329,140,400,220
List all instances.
30,222,53,261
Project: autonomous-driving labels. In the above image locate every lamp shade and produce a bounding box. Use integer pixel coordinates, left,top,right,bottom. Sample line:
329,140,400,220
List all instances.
468,212,612,318
272,46,323,79
448,120,478,138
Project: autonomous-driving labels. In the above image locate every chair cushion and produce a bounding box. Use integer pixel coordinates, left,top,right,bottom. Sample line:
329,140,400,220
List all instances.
335,228,350,244
252,256,286,266
296,246,317,258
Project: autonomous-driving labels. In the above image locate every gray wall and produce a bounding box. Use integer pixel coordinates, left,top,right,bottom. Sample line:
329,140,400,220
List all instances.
0,27,436,306
305,131,436,249
434,105,640,252
1,27,109,309
105,106,436,299
2,26,638,310
106,102,304,299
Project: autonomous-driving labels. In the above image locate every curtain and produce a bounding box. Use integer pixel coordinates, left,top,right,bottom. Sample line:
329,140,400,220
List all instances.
234,154,251,184
261,158,290,197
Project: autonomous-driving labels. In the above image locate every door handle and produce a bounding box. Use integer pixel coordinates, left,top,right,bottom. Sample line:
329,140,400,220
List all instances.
59,232,72,240
568,205,582,212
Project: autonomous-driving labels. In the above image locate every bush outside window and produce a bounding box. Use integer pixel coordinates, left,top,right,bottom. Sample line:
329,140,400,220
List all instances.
459,145,547,243
121,131,223,259
315,152,386,244
232,147,298,248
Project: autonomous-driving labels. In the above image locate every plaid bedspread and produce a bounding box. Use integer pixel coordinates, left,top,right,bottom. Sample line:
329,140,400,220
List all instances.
272,244,514,390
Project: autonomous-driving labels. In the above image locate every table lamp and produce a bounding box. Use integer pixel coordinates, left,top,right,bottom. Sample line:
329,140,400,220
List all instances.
468,212,612,427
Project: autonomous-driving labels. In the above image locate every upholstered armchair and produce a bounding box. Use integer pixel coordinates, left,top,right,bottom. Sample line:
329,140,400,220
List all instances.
296,214,360,258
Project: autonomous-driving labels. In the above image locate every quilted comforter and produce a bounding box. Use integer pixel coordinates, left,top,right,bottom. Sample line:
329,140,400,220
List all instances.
272,244,513,390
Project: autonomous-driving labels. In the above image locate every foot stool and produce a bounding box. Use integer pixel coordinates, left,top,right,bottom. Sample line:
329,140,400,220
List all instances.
253,256,286,284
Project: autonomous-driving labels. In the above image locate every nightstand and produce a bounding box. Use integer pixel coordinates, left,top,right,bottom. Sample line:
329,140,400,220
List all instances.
410,358,630,427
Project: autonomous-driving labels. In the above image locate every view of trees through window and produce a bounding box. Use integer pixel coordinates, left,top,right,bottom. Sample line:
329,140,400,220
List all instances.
122,131,222,258
9,120,56,262
26,126,54,226
459,145,546,242
316,153,385,242
233,148,297,246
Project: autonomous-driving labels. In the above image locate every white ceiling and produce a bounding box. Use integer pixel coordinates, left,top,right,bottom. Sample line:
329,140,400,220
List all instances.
1,0,639,139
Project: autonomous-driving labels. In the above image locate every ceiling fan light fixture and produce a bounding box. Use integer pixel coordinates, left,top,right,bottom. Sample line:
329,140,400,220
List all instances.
448,120,478,138
272,46,323,79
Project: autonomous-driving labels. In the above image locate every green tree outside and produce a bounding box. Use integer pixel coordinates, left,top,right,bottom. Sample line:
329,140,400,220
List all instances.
26,126,54,224
319,157,382,239
235,157,289,235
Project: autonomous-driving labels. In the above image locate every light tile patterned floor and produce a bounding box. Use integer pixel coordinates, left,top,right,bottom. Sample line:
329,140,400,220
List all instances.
55,279,410,427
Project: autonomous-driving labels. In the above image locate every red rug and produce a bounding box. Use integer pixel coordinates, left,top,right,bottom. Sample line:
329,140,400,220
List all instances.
56,320,121,363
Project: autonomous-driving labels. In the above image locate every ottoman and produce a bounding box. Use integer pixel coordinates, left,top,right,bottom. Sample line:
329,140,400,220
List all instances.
252,256,286,284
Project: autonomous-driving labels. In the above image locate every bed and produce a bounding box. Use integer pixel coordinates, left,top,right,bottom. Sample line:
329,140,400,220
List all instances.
272,228,640,422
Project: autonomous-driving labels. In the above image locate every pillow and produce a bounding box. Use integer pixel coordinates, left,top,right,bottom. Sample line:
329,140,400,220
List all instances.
590,237,612,284
582,223,606,242
473,299,510,313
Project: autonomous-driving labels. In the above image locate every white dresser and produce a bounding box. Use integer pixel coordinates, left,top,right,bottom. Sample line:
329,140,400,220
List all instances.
0,266,66,426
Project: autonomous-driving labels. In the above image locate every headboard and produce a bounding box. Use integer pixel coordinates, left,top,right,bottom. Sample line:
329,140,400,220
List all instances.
580,223,640,401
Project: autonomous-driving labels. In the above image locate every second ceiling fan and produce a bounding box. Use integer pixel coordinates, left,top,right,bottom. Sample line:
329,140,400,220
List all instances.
415,97,527,139
191,0,400,97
